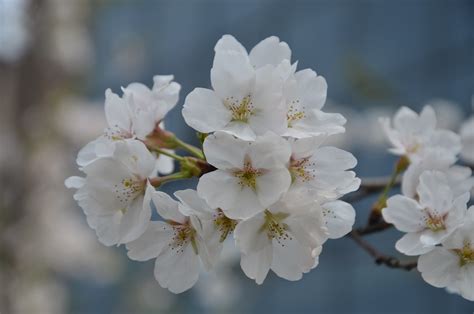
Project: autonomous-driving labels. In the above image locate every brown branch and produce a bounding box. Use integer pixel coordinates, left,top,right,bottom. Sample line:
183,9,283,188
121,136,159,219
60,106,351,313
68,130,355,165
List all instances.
355,221,392,235
349,230,417,271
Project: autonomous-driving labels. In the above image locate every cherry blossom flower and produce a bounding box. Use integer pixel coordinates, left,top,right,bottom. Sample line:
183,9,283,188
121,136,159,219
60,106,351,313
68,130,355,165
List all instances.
214,35,291,69
234,191,328,284
278,60,346,138
418,206,474,301
382,171,469,256
76,75,180,172
402,151,473,200
182,35,287,140
65,140,156,246
287,137,360,200
460,116,474,164
126,189,234,293
197,131,291,219
380,106,461,163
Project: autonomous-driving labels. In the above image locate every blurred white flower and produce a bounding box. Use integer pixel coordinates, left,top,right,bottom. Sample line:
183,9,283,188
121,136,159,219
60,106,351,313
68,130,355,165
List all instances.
460,116,474,164
380,105,461,163
126,189,220,293
418,206,474,301
197,131,291,219
234,191,328,284
425,98,463,131
66,140,156,246
402,151,473,200
383,171,469,256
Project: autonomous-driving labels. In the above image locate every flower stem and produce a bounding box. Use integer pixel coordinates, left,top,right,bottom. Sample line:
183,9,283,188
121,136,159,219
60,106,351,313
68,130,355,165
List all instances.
149,172,191,188
152,147,185,161
368,156,409,224
172,137,205,160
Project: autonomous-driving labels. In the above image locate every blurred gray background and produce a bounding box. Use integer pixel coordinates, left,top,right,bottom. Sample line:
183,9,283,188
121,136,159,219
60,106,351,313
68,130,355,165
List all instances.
0,0,473,313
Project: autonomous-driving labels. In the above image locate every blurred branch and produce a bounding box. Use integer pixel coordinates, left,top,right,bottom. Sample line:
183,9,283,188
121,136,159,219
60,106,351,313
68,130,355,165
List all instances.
349,230,417,271
355,221,392,236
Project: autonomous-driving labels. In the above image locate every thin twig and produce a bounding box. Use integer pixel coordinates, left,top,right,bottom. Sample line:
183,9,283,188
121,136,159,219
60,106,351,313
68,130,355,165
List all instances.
349,230,417,271
355,221,392,235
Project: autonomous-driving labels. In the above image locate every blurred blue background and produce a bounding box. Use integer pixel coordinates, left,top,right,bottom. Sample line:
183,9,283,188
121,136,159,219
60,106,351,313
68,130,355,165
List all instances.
0,0,473,313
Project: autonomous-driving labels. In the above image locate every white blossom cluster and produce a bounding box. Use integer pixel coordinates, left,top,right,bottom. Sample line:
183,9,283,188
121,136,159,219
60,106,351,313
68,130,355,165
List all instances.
66,35,361,293
381,106,474,301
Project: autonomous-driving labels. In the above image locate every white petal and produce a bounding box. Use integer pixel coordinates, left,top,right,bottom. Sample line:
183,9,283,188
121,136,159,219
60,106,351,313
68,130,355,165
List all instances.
174,189,214,218
182,88,231,133
383,195,426,233
312,146,357,170
150,190,186,223
118,195,152,244
221,121,257,140
211,50,254,101
395,232,434,256
286,110,346,138
114,140,156,177
65,176,85,189
457,265,474,301
247,65,287,136
76,137,106,167
234,212,269,254
154,151,175,175
198,170,264,219
393,106,434,134
214,34,247,55
255,168,291,209
248,132,291,169
418,247,459,288
428,129,461,156
82,158,134,212
154,243,200,293
104,88,131,131
202,131,248,169
289,136,326,159
417,170,453,214
92,213,122,246
285,212,328,249
126,221,174,261
271,235,314,281
240,244,273,285
249,36,291,68
322,200,355,239
293,69,327,110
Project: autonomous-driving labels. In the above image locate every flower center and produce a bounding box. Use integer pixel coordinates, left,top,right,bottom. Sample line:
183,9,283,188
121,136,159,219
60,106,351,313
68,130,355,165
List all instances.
168,220,198,254
233,155,266,190
287,100,305,127
289,156,315,183
406,142,421,155
105,125,132,141
114,177,146,209
213,209,238,242
454,242,474,267
424,210,446,232
261,210,291,246
224,95,255,123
